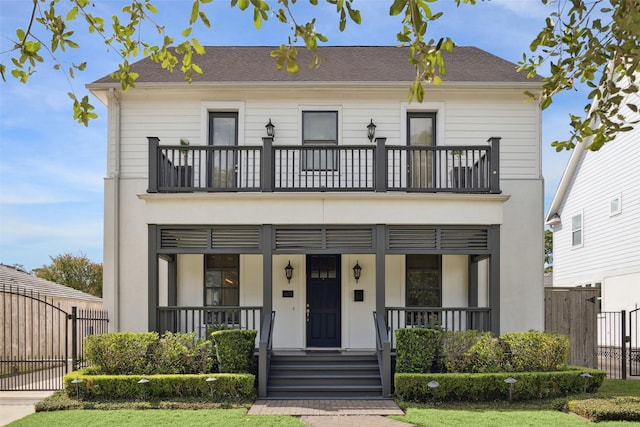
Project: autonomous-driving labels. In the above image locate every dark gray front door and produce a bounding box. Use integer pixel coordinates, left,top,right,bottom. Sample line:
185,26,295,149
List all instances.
306,255,341,347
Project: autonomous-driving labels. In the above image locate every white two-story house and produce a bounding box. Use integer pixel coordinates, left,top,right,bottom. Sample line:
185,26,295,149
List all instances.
546,106,640,314
88,46,544,398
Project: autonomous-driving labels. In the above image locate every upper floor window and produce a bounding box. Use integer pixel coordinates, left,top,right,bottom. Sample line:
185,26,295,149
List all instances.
610,194,622,216
571,213,583,247
302,111,338,171
204,254,239,306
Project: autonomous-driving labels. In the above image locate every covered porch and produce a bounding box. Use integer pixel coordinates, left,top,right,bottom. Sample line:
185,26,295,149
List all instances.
147,224,500,398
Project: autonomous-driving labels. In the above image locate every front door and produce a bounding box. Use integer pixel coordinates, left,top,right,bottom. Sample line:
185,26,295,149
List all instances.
306,255,341,347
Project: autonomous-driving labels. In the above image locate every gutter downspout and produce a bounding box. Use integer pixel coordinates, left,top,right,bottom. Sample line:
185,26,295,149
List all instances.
108,87,121,331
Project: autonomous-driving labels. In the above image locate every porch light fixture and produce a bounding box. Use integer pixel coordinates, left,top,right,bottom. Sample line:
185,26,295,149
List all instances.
284,260,294,283
367,119,376,142
353,261,362,283
265,118,275,138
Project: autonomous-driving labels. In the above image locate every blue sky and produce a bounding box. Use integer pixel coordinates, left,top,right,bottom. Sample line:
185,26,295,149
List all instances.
0,0,579,271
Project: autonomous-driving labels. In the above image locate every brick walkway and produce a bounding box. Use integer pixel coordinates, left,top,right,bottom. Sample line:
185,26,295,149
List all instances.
248,400,414,426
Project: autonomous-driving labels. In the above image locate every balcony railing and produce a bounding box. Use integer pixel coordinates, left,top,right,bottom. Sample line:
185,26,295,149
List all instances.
385,306,492,350
148,137,500,194
157,306,262,340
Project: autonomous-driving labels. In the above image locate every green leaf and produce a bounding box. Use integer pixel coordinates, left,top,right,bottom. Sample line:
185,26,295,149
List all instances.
66,6,78,21
238,0,249,11
390,0,408,16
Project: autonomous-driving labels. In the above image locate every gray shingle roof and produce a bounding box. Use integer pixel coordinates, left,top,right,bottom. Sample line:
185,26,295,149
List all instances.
0,264,102,302
92,46,541,85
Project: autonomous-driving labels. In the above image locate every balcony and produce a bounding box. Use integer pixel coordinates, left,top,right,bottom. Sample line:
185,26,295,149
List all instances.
148,137,500,194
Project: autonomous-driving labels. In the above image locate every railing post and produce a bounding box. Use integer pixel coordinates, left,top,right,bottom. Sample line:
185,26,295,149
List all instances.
375,138,387,192
622,310,627,380
261,137,274,192
488,137,501,194
148,137,160,193
71,306,78,371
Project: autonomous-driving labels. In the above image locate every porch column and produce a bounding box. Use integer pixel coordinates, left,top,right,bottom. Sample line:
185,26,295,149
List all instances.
488,225,500,335
262,225,273,315
468,255,479,308
148,225,159,332
375,224,386,318
166,255,177,306
376,224,391,397
259,225,273,398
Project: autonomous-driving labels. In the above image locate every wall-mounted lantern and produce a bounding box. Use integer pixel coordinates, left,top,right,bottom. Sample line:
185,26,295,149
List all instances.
265,119,275,138
353,260,362,283
367,119,376,142
284,260,294,283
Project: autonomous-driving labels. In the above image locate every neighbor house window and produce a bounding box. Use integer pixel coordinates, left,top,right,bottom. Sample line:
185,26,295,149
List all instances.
302,111,338,171
204,254,239,306
610,194,622,216
571,213,583,247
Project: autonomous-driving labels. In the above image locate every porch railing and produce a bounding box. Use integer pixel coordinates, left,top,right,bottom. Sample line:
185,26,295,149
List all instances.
148,137,500,193
156,306,262,340
385,307,492,350
258,310,276,398
373,311,392,397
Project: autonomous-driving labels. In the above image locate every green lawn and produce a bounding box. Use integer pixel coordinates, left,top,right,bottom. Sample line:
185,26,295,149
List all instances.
7,408,306,427
8,379,640,427
391,408,635,426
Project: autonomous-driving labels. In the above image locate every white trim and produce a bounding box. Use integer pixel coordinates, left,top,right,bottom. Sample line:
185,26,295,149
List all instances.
400,102,446,146
200,101,246,146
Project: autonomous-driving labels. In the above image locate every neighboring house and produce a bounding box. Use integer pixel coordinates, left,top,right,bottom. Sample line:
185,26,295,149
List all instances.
88,46,544,397
0,264,103,359
546,106,640,314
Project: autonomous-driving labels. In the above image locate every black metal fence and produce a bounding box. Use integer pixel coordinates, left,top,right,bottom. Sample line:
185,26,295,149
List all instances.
0,285,109,391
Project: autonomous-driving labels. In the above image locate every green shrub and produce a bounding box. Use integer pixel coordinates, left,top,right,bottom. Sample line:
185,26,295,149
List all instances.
440,330,482,373
502,330,569,372
211,329,257,374
394,367,605,402
395,328,442,373
85,332,158,375
567,397,640,422
64,370,255,401
151,332,213,374
466,333,507,373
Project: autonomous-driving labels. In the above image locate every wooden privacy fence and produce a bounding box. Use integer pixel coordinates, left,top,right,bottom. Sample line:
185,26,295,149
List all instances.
544,287,598,368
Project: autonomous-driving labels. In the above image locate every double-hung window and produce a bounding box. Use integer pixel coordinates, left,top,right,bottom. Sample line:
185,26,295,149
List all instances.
302,111,338,171
571,213,583,247
406,254,442,327
204,254,239,307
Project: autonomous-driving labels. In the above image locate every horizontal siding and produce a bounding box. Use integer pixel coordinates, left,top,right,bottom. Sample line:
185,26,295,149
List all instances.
553,121,640,285
111,88,540,180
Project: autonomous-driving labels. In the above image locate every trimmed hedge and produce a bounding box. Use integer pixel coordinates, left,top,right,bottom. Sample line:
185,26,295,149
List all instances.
395,328,442,373
64,369,255,401
567,397,640,422
85,332,214,375
501,330,569,372
211,329,257,374
394,367,605,402
85,332,157,375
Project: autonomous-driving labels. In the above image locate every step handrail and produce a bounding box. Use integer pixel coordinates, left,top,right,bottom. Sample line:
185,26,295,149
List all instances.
258,310,275,398
373,311,392,397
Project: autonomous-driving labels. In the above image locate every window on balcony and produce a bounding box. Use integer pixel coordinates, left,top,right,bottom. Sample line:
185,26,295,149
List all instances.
208,112,238,189
302,111,338,171
407,112,436,188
